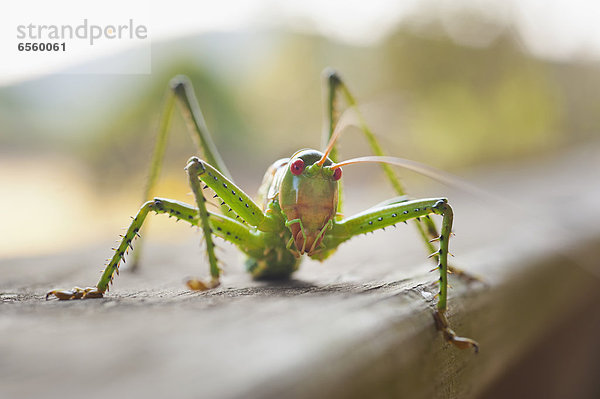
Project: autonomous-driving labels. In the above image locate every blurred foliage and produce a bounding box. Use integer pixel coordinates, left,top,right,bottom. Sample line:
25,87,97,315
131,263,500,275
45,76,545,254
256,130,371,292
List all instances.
1,14,600,191
82,60,247,187
382,31,565,165
3,10,600,257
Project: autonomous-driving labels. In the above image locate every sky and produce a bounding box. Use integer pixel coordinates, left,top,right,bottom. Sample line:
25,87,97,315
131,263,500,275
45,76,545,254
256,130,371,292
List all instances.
1,0,600,86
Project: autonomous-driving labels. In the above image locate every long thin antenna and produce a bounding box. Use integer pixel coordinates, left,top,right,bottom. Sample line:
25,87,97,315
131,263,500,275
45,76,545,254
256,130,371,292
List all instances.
329,156,491,199
317,109,358,166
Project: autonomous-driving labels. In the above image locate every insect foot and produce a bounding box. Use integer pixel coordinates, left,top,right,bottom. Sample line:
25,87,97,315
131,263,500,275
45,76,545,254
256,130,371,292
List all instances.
46,286,104,300
433,310,479,353
186,278,220,291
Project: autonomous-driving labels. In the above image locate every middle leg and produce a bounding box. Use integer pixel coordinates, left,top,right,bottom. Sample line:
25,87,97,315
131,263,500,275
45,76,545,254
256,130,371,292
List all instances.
46,198,201,299
323,197,479,352
46,195,260,300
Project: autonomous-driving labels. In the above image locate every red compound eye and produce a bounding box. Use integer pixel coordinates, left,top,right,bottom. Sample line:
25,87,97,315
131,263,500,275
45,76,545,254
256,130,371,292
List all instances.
332,167,342,181
290,159,305,175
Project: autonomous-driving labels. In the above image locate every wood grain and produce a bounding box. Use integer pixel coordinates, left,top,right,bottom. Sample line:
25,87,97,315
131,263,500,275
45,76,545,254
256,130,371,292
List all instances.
1,145,599,399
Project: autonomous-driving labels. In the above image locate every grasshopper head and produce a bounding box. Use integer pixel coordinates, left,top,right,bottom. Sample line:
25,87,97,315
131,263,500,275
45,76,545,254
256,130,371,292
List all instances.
279,149,341,255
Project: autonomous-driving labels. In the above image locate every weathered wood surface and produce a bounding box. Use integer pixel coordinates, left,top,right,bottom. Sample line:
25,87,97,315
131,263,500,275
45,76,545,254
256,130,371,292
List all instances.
1,145,599,399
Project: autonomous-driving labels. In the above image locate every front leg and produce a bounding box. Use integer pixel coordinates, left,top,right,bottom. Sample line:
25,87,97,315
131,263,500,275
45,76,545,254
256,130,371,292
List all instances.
323,198,479,352
184,156,268,289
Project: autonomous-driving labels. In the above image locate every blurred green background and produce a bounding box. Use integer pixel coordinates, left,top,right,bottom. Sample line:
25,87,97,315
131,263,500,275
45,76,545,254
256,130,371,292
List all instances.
1,5,599,257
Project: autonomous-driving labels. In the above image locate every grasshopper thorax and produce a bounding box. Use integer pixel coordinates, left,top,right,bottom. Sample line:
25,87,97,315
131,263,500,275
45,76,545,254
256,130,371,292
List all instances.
279,149,339,255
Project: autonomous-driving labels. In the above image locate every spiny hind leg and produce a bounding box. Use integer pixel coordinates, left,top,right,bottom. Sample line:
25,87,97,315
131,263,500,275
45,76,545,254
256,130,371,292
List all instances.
130,76,233,271
322,68,445,261
325,69,481,283
320,68,344,217
46,198,200,300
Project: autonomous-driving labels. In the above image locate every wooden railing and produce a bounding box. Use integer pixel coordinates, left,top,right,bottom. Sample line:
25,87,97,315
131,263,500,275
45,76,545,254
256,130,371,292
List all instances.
1,144,599,399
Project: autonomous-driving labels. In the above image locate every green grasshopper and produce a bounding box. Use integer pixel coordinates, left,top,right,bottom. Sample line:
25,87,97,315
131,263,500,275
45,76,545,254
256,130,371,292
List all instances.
46,69,479,352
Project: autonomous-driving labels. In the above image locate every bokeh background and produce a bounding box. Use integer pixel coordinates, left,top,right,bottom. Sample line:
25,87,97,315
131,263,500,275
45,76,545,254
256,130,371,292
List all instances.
1,0,599,259
2,2,600,398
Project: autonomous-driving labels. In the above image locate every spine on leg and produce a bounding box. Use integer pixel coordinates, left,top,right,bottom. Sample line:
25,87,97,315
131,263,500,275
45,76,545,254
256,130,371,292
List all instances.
97,201,154,292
